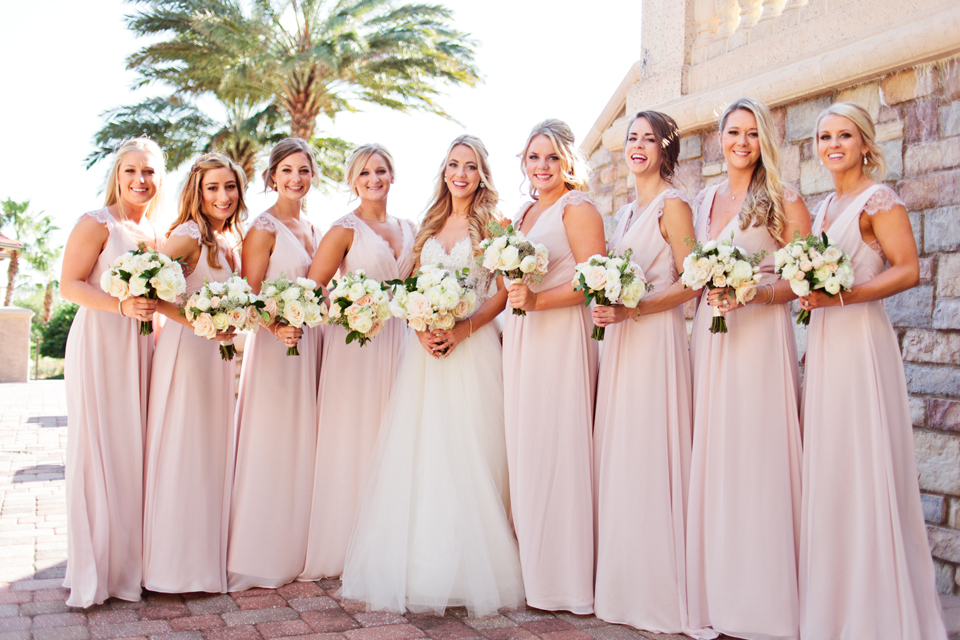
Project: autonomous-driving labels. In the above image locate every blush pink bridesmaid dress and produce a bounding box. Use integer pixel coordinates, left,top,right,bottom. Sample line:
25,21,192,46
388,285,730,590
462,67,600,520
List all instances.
686,185,803,640
799,184,947,640
142,221,237,593
227,212,322,591
502,190,598,615
593,189,693,634
299,212,415,580
63,208,161,608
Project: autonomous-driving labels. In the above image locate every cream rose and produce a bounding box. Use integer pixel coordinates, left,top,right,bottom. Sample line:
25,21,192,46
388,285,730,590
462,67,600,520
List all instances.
227,308,247,328
193,313,217,339
407,292,432,318
281,286,302,302
109,277,131,301
534,245,549,272
408,316,428,332
434,312,455,330
246,305,263,329
212,313,229,332
499,245,521,270
822,246,843,263
128,275,148,298
584,265,608,291
263,297,279,318
348,312,374,334
283,300,305,326
712,274,727,288
790,279,811,296
729,261,754,285
621,281,644,308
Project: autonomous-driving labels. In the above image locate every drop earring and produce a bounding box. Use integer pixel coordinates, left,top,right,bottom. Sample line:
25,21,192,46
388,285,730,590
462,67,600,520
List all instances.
863,155,868,165
479,182,485,188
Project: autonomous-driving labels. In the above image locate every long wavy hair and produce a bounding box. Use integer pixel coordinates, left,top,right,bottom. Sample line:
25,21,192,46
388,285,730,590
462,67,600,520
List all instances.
413,135,500,262
103,137,166,222
519,119,589,199
815,102,886,180
719,97,787,242
169,153,248,270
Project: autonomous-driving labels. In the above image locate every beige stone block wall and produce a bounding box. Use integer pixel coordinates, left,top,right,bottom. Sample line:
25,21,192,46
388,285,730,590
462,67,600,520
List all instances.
587,57,960,592
0,307,35,384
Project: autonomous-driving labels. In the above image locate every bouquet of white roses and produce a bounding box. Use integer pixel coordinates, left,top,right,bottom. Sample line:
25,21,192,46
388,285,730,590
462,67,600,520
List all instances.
326,270,392,347
184,275,266,360
100,242,187,335
388,264,476,352
259,274,326,355
680,235,765,334
572,248,654,341
477,221,548,316
774,232,854,325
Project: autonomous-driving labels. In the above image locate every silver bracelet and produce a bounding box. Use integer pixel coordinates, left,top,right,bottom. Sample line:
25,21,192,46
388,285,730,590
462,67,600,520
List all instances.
118,299,124,316
765,284,775,305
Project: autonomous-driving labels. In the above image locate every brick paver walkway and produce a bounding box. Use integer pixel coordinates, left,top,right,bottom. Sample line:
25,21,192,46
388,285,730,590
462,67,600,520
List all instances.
1,381,958,640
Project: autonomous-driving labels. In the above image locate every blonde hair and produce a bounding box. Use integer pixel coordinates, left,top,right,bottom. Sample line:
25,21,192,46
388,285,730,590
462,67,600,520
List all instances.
344,143,396,197
413,135,500,262
815,102,886,180
103,137,166,222
519,119,589,199
170,153,248,270
261,138,319,191
719,97,787,242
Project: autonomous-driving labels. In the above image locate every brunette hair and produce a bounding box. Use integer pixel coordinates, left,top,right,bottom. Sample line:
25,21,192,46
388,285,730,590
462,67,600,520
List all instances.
170,153,247,270
623,110,682,183
261,138,319,191
413,135,500,262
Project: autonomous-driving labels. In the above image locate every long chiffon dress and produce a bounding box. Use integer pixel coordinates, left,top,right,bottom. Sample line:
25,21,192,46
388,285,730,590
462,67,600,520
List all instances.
341,235,524,616
227,212,322,590
593,189,693,634
799,184,948,640
300,213,415,580
502,190,598,614
142,221,236,593
686,185,803,640
63,208,161,608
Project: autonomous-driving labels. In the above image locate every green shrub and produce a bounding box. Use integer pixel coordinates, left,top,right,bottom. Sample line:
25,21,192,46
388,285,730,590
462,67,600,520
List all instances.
40,303,78,359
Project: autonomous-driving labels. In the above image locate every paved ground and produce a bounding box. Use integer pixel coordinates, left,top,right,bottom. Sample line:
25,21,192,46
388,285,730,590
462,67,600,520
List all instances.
0,381,958,640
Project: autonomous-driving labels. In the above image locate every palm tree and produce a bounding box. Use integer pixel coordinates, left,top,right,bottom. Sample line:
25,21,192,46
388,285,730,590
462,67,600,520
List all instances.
1,200,57,308
23,219,62,323
92,0,479,181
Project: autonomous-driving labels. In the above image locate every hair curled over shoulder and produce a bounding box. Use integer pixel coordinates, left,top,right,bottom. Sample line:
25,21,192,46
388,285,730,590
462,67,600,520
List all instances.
519,119,589,199
103,137,166,222
623,110,682,183
815,102,886,180
261,138,319,192
344,143,396,197
719,97,787,242
170,153,248,270
414,135,500,262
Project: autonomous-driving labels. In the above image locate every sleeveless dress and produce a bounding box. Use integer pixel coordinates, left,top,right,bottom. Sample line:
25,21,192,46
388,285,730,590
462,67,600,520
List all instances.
686,185,803,640
340,235,524,616
502,190,598,614
593,190,693,634
142,221,237,593
799,184,948,639
300,213,416,580
63,208,161,608
227,212,322,590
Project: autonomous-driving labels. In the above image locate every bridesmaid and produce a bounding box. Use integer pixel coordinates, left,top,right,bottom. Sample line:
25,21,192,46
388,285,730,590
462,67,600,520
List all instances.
503,119,606,614
60,138,165,607
591,111,699,634
143,153,246,593
300,143,415,580
686,97,811,640
798,102,948,639
228,138,322,590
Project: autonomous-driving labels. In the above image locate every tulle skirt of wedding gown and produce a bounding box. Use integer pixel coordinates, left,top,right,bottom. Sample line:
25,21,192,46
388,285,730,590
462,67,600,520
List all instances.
340,321,525,617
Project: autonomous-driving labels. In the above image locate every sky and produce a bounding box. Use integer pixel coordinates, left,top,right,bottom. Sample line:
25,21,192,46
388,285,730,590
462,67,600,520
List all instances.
0,0,640,273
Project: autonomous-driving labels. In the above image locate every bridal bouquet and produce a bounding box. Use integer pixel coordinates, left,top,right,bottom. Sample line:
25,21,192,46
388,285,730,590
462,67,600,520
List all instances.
100,243,186,335
477,221,548,316
259,275,325,355
326,270,392,347
388,264,476,348
184,275,266,360
774,232,854,325
681,236,765,334
572,248,654,341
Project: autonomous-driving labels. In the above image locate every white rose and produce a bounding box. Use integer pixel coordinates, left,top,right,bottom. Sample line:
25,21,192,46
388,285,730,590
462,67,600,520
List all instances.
212,313,229,332
389,301,407,319
263,285,278,297
128,276,148,298
407,292,432,318
99,270,114,294
348,312,374,334
363,279,379,294
822,277,842,295
534,245,549,273
283,300,306,326
208,281,225,296
791,244,804,258
584,265,608,291
790,279,811,297
773,248,789,272
621,281,644,308
499,245,522,270
462,290,477,313
416,271,437,291
154,267,183,302
729,261,754,285
438,290,459,310
813,267,832,283
281,286,302,302
702,240,718,253
493,237,508,250
296,277,316,290
780,263,798,281
482,248,501,272
604,280,622,302
822,246,843,263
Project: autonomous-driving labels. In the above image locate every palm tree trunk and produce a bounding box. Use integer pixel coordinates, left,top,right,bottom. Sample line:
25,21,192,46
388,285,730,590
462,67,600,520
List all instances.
4,251,18,306
42,281,54,323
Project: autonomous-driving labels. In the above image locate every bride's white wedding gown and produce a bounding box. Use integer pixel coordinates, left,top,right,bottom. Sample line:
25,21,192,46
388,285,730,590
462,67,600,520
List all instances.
340,235,525,617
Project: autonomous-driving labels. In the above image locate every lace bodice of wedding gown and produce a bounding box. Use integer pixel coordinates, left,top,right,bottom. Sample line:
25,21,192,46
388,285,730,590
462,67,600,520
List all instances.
420,236,493,308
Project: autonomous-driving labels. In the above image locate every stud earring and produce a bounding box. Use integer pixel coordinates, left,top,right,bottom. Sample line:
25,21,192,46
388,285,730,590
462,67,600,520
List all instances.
479,182,485,188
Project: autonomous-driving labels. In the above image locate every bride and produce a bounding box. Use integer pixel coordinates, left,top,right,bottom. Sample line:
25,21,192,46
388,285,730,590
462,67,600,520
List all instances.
340,135,525,616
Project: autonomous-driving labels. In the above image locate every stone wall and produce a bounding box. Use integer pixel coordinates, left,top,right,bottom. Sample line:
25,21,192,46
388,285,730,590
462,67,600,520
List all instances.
586,55,960,593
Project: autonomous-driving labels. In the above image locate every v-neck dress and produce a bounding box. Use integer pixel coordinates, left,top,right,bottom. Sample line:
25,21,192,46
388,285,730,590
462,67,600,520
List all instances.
300,212,415,580
502,190,598,614
142,221,238,594
63,208,161,607
686,184,803,640
799,184,947,639
593,190,694,634
227,212,322,591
